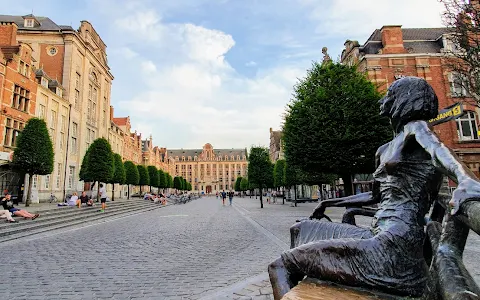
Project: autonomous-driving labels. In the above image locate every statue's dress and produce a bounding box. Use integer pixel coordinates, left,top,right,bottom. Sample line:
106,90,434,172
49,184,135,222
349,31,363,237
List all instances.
281,139,442,296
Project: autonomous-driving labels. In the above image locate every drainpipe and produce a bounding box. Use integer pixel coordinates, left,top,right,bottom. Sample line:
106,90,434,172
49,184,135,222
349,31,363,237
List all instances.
62,103,72,202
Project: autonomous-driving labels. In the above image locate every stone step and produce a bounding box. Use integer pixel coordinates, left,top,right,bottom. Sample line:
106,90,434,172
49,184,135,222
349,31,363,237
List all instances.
0,203,169,243
0,201,157,232
23,199,150,215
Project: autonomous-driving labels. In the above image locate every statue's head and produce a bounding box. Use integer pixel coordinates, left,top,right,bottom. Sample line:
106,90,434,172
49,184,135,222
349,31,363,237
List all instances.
322,47,327,54
379,76,438,130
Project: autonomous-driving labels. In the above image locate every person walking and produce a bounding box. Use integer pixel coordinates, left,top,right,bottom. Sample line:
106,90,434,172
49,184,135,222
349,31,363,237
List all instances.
228,190,234,206
221,190,227,206
99,183,107,212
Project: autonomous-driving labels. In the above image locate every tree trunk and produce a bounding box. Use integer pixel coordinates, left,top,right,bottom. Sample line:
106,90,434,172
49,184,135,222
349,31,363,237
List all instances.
96,181,100,202
342,174,353,196
282,186,285,205
294,184,297,207
140,185,142,194
150,185,152,193
112,184,115,202
259,186,263,208
25,173,33,207
128,184,130,199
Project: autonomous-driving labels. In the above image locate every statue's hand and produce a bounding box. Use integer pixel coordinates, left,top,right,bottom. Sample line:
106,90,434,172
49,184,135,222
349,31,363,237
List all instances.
449,178,480,215
309,202,327,220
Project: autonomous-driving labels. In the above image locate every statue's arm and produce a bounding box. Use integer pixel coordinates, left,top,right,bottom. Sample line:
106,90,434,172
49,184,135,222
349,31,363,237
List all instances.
410,121,480,214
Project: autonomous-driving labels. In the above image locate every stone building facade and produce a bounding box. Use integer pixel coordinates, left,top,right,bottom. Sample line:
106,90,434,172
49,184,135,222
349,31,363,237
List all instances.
269,127,284,163
341,25,480,188
168,143,248,194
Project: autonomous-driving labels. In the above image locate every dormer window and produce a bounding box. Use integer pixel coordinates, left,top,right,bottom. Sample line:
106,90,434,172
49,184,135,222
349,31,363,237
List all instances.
24,19,34,28
40,77,48,88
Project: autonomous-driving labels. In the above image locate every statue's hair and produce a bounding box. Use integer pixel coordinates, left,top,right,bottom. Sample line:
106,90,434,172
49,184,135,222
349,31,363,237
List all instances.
388,77,438,128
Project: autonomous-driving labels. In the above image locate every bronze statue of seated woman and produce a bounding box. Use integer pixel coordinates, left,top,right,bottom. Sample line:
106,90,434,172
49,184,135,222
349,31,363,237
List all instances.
268,76,480,299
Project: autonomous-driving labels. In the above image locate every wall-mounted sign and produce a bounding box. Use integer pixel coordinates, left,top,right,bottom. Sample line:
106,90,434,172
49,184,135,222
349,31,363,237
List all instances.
429,102,464,126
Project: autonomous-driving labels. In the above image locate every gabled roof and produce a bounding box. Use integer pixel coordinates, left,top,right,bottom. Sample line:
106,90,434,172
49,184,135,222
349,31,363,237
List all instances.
361,27,452,55
0,14,68,32
112,117,128,126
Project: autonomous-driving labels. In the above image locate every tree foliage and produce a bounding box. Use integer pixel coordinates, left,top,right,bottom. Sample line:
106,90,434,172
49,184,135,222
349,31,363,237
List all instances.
137,165,150,187
124,161,139,186
85,138,114,184
283,62,391,195
248,147,273,208
79,147,93,182
147,166,159,188
440,0,480,106
167,173,173,188
235,177,242,191
13,118,54,176
173,176,182,190
273,159,286,188
158,169,166,188
13,118,54,206
111,153,126,185
240,177,249,191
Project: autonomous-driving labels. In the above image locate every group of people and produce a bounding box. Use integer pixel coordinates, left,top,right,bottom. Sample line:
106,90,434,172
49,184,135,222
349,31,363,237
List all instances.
58,183,108,212
0,193,39,223
143,192,168,205
217,190,234,206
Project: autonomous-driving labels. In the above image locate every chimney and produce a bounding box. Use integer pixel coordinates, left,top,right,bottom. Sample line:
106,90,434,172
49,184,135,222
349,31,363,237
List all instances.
0,22,18,46
380,25,406,54
110,105,114,121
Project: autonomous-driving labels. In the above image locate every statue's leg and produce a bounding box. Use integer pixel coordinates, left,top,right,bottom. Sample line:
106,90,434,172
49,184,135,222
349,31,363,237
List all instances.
268,257,300,300
291,220,373,248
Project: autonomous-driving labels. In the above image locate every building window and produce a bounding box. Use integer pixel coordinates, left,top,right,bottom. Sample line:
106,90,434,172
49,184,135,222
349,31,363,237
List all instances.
38,104,46,119
56,163,62,189
32,175,37,189
457,111,479,141
24,19,34,28
48,47,57,56
44,175,50,189
4,118,24,147
40,77,49,88
18,61,29,77
71,122,78,153
68,166,75,189
449,72,468,97
60,132,65,150
12,85,30,112
74,73,81,109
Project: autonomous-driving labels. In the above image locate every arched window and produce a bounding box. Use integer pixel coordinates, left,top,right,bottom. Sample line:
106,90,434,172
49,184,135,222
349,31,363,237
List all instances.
194,156,197,161
225,155,228,161
231,155,234,161
175,156,179,161
182,156,185,161
457,111,479,141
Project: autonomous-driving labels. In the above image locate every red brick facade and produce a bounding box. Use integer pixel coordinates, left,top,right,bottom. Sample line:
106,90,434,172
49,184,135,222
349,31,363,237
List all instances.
0,22,37,153
342,25,480,182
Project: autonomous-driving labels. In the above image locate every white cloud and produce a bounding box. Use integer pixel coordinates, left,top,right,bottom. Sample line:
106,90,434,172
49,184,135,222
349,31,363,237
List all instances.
140,60,157,73
301,0,444,41
246,61,257,67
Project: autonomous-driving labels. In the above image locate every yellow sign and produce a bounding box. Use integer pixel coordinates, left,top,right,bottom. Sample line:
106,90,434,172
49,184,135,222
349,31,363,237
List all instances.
429,103,464,126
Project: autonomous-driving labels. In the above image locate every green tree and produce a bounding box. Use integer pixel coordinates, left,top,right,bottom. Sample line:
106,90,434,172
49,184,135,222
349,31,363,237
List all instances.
167,173,173,189
183,178,188,191
110,153,126,201
85,138,114,201
124,161,139,199
273,159,286,189
284,161,303,207
283,62,391,195
12,118,54,206
235,177,242,192
158,169,166,190
137,165,149,194
147,165,159,192
240,177,249,192
247,147,273,208
173,176,182,191
79,147,93,183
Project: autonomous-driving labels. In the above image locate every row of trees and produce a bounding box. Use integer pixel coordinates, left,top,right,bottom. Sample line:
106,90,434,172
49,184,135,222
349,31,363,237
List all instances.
173,176,192,191
78,138,177,200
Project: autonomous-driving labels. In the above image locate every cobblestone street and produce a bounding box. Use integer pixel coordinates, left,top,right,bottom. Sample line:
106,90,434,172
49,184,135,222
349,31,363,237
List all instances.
1,195,480,299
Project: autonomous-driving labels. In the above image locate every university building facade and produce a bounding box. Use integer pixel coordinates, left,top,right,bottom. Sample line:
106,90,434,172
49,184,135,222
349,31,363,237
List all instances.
168,143,248,194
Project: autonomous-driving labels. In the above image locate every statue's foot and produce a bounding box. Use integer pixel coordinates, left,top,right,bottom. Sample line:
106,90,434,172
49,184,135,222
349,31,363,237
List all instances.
269,258,299,300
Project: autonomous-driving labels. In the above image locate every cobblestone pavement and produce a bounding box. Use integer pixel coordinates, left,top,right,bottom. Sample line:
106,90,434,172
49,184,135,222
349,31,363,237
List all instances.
2,195,480,299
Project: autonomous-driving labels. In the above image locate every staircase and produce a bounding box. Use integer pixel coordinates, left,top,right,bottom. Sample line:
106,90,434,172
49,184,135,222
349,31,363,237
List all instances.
0,199,169,243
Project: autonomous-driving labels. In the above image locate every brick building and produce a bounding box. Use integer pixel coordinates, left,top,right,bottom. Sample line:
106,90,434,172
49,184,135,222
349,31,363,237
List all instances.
341,25,480,188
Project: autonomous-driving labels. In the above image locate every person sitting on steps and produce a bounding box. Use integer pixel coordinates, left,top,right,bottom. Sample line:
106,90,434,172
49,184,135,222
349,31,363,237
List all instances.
1,194,39,220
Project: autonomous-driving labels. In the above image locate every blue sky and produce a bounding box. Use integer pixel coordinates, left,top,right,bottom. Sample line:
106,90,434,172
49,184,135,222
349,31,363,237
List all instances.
3,0,445,149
